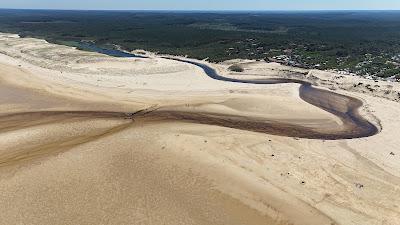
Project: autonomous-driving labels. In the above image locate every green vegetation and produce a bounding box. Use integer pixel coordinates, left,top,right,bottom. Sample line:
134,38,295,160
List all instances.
1,9,400,80
228,65,244,72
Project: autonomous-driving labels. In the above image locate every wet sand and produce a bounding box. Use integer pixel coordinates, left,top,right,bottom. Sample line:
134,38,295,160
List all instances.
0,33,399,225
156,57,379,139
0,82,309,225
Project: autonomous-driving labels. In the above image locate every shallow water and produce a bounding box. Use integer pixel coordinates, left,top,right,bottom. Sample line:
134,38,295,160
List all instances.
161,57,379,139
45,46,378,140
77,42,147,58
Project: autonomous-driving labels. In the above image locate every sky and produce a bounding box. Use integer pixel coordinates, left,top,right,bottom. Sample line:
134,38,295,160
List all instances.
1,0,400,11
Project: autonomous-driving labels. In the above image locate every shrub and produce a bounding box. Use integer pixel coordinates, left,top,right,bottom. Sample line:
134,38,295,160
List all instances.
228,64,244,72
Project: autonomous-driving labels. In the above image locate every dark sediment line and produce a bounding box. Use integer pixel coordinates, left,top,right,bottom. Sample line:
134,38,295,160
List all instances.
299,84,379,139
0,56,378,140
161,57,379,139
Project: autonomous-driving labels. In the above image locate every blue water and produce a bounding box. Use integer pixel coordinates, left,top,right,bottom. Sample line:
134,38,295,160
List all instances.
78,42,147,58
162,57,378,139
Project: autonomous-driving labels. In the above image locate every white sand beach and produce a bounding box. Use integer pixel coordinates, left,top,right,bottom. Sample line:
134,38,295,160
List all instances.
0,33,399,225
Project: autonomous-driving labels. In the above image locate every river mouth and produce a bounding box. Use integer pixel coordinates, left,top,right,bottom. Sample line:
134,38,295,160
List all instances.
4,43,377,140
161,57,379,139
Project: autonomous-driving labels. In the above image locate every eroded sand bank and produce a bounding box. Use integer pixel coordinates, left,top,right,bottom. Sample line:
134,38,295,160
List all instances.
0,33,399,225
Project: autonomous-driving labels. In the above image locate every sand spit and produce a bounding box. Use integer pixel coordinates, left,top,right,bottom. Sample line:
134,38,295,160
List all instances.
0,33,399,225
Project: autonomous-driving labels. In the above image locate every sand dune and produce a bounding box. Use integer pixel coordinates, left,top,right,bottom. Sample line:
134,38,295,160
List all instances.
0,33,399,225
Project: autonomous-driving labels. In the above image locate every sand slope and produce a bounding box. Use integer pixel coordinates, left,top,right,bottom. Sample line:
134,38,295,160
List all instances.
0,33,399,225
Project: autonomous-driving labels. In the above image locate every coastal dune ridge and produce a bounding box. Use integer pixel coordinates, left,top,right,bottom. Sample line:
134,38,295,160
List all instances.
0,33,399,225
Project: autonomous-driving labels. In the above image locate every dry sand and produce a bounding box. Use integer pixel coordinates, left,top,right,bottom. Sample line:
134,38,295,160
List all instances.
0,33,399,225
220,59,400,102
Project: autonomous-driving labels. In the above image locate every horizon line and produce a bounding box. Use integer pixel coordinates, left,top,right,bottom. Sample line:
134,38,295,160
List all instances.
1,8,400,12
